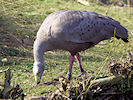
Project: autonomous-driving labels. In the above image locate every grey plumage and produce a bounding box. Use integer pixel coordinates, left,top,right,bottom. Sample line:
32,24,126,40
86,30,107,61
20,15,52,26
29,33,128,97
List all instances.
33,10,129,82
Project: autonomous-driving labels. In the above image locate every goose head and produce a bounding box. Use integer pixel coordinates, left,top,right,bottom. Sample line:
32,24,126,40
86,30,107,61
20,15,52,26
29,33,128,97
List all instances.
33,62,45,84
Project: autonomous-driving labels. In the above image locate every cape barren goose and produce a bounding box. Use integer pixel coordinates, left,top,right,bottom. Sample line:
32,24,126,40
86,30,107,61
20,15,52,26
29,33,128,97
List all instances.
33,10,129,84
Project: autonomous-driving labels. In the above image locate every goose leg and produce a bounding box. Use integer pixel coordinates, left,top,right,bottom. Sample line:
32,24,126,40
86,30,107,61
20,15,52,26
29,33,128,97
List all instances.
75,53,84,73
73,53,85,79
67,55,75,80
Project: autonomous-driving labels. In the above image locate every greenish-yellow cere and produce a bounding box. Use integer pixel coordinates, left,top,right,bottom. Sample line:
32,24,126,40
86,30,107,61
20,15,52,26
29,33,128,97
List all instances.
35,75,40,83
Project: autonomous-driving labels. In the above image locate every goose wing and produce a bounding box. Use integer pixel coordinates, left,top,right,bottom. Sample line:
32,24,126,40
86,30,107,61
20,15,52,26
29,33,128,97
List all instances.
43,10,128,44
61,10,120,44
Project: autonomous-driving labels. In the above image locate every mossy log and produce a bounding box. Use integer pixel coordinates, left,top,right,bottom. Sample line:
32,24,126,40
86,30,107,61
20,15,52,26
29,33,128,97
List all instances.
90,75,124,89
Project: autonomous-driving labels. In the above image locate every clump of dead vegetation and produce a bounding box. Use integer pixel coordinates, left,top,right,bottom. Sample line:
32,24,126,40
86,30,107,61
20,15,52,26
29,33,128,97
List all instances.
46,52,133,100
0,68,25,99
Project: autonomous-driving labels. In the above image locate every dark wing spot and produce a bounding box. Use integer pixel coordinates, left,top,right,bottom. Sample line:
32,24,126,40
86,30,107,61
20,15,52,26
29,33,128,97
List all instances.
103,23,106,26
81,18,84,20
95,29,98,33
82,33,84,35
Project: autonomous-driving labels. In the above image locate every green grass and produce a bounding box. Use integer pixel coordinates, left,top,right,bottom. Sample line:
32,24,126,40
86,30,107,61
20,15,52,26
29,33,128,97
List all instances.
0,0,133,97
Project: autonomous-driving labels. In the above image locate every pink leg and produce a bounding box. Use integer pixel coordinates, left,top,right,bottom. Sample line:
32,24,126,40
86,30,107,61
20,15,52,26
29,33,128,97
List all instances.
75,53,84,73
67,55,75,80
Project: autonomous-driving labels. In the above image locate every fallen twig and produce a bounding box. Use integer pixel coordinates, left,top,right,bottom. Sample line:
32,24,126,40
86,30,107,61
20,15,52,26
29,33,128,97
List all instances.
0,68,9,73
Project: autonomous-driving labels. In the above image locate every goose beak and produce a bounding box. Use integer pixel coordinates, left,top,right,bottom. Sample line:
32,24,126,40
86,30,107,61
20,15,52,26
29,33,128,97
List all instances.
35,75,40,84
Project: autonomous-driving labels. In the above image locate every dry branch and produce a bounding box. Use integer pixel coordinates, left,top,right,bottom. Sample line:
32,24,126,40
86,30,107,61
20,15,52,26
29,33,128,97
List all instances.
0,68,9,73
77,0,89,6
2,68,12,98
0,68,25,99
